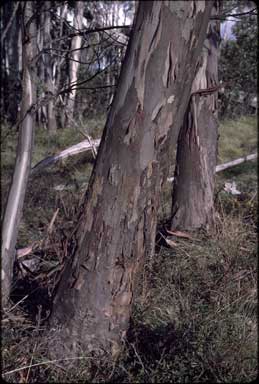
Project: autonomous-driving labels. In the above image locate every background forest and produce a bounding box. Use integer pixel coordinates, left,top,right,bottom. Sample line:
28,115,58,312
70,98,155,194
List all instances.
1,1,257,383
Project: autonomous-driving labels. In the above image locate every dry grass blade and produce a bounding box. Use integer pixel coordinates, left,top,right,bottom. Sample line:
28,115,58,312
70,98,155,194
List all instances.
16,245,34,258
166,229,193,239
47,208,60,235
165,238,178,248
2,356,93,376
5,295,29,313
158,231,178,248
25,305,42,383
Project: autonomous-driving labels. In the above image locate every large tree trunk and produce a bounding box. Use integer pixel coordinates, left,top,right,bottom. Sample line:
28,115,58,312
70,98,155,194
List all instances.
1,2,36,308
48,1,212,361
170,1,220,231
66,1,84,124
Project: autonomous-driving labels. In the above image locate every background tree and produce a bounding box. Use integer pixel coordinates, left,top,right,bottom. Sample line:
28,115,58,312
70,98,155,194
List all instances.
66,1,84,126
44,1,58,133
47,0,212,361
218,1,257,118
0,1,22,124
0,1,133,131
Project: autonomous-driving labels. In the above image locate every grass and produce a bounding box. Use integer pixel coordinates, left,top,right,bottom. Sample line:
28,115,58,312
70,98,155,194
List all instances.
1,115,258,382
218,115,257,163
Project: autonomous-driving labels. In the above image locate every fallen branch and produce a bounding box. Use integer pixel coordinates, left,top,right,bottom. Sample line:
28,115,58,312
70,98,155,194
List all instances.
32,138,257,180
31,139,100,174
214,153,257,173
167,152,257,182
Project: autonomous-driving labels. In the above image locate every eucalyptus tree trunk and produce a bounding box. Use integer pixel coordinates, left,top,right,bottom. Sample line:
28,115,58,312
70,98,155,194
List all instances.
48,1,212,361
1,2,36,308
171,1,220,231
54,2,68,129
37,4,47,129
66,1,84,124
44,1,57,133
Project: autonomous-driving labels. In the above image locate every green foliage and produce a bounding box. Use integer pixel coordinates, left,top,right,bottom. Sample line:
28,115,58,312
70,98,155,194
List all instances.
220,16,257,93
219,5,257,118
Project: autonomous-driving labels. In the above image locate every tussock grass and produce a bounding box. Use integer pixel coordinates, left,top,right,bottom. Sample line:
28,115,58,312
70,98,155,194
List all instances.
3,194,256,383
114,197,257,383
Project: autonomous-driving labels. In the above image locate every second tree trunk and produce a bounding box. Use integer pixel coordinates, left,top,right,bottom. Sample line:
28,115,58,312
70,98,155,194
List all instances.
171,2,220,231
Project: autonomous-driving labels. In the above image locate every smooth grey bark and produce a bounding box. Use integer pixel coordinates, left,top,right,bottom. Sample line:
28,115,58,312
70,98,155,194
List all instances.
48,1,213,361
66,1,84,123
44,2,57,133
1,2,36,308
37,5,47,129
171,1,220,231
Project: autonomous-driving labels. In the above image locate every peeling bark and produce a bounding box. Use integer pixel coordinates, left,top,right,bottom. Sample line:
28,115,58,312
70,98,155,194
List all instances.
48,1,213,361
1,2,36,308
171,1,220,231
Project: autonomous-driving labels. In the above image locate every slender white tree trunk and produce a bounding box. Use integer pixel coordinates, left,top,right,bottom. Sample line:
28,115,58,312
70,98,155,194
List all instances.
1,2,36,308
66,1,84,124
44,1,57,134
171,1,220,230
